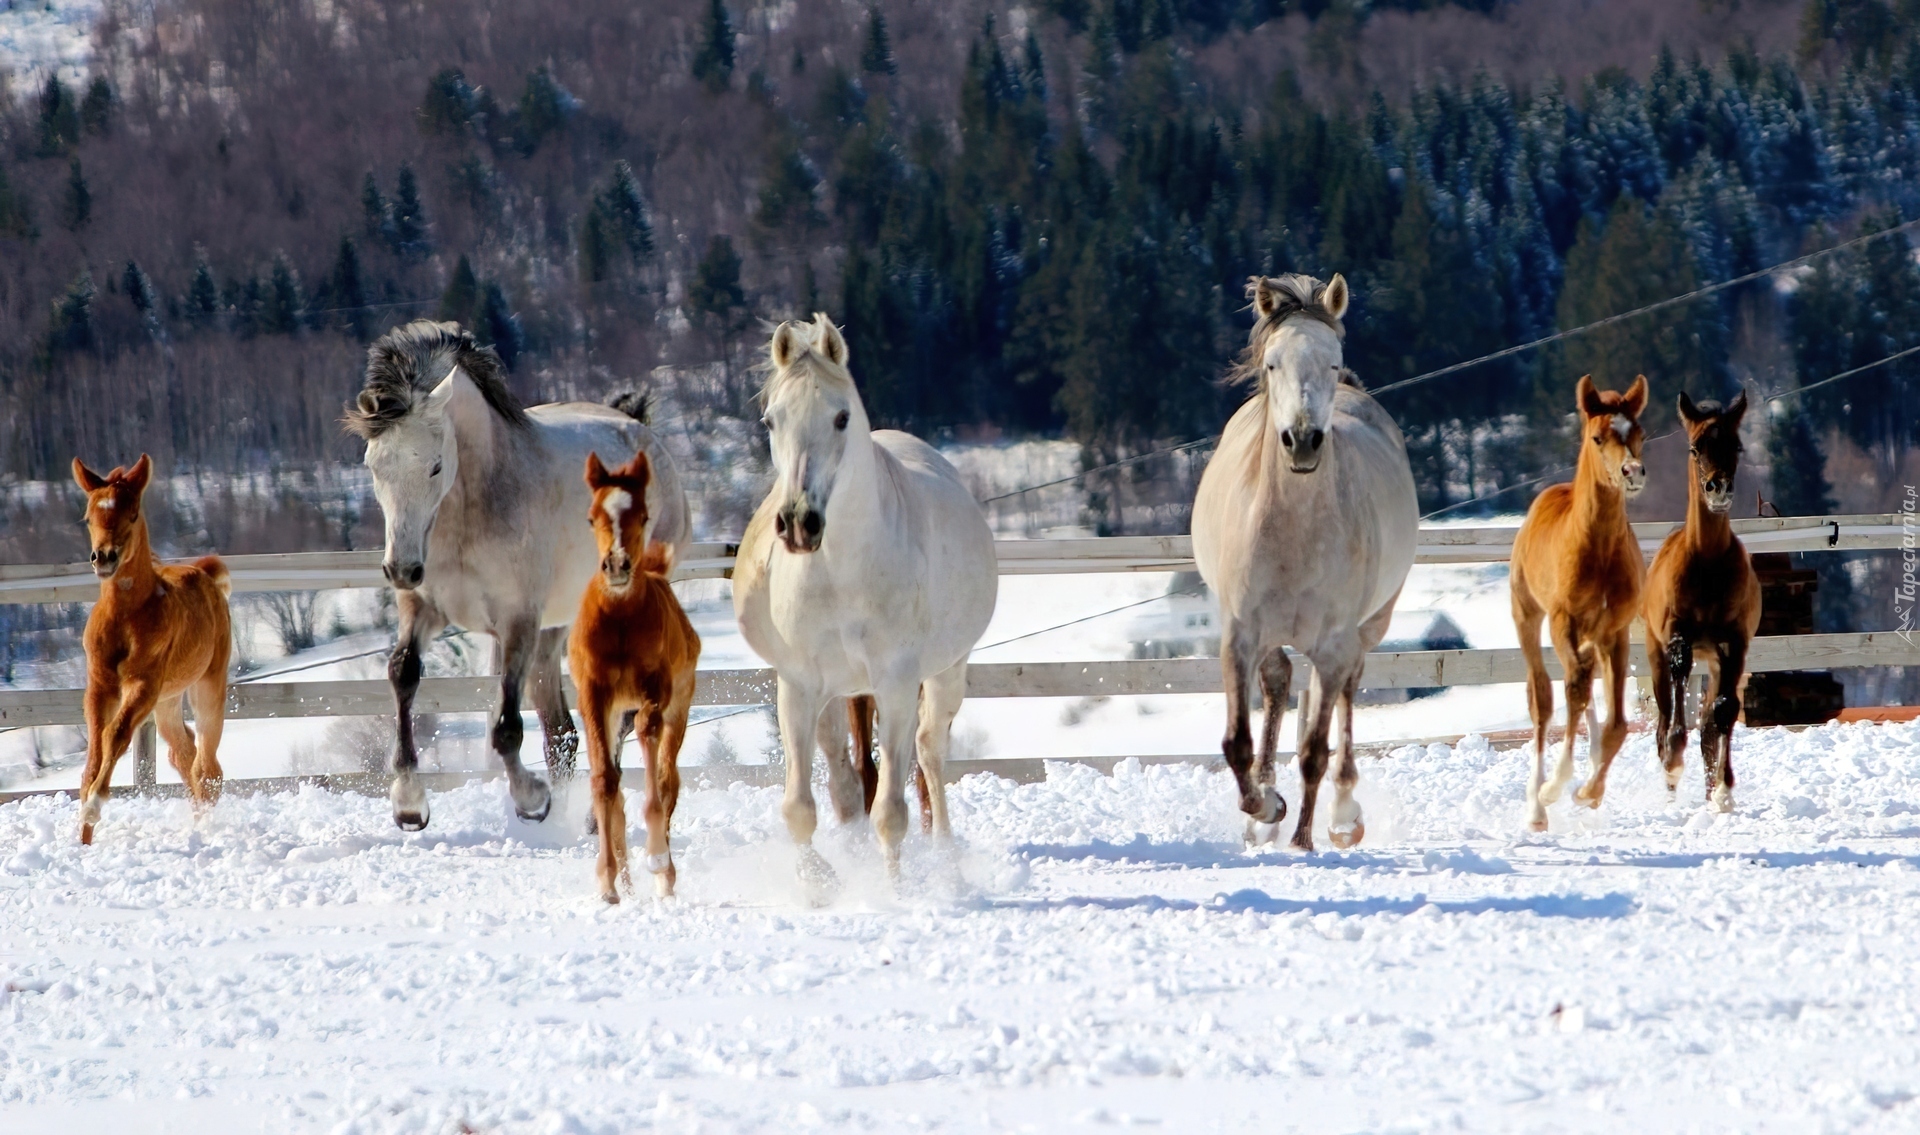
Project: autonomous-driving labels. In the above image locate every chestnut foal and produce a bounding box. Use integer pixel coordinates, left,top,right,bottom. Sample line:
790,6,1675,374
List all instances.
72,455,231,844
568,450,700,901
1643,392,1761,813
1509,375,1649,831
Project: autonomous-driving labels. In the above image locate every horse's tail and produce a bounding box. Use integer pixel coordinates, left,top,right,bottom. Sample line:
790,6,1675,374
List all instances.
195,555,231,598
606,389,650,423
639,541,676,578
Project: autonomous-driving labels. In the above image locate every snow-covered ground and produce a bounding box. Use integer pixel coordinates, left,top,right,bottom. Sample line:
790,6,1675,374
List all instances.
0,0,99,92
5,716,1920,1132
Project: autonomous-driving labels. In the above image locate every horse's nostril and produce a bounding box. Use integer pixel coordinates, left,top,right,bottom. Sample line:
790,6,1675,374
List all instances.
405,564,424,587
774,512,789,537
1280,429,1295,450
802,511,823,538
1309,429,1325,451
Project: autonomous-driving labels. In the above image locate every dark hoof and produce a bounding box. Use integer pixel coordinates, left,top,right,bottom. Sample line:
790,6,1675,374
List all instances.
515,792,552,824
1243,786,1287,825
394,811,429,832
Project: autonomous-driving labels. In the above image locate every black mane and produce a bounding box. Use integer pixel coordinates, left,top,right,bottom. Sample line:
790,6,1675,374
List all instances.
344,320,528,439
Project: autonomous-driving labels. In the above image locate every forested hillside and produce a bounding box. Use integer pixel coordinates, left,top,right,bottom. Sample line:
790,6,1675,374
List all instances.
0,0,1916,522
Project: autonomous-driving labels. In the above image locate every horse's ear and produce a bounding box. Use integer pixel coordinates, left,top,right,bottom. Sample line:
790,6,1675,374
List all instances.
1725,388,1749,427
584,452,609,489
770,321,804,370
125,454,153,494
620,449,652,492
1249,276,1278,319
815,314,849,367
1576,374,1606,418
1622,374,1649,419
73,458,106,494
1320,273,1349,320
1677,390,1703,426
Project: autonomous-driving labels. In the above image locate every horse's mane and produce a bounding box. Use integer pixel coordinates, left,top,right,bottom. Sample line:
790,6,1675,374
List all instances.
344,320,529,439
1226,273,1346,389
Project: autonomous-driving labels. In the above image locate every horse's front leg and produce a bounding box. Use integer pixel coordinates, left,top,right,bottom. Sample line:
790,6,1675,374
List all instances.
576,685,625,903
1646,631,1678,796
1220,618,1283,835
1702,639,1745,813
80,677,158,845
1326,666,1365,849
388,593,447,831
914,661,967,841
1289,659,1346,853
1575,631,1632,808
1248,648,1293,846
1661,632,1695,797
776,677,835,902
492,616,552,823
1543,613,1588,807
870,673,922,880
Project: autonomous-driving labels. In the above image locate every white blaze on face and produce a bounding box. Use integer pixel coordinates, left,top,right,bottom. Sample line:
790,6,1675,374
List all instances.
600,489,632,543
1611,414,1632,442
96,498,115,510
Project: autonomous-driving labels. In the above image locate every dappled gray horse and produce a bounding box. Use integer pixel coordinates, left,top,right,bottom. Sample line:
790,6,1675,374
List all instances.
1192,275,1419,851
346,321,690,830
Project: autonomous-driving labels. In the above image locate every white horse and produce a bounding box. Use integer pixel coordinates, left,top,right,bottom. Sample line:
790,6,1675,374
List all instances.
346,321,690,831
1192,274,1419,851
733,314,998,895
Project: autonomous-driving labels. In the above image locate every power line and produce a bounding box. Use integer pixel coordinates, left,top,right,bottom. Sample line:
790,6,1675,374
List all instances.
978,215,1920,507
1372,214,1920,397
971,592,1170,653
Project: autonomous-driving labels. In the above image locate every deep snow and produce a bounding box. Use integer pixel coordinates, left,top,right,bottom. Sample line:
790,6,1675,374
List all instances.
6,717,1920,1133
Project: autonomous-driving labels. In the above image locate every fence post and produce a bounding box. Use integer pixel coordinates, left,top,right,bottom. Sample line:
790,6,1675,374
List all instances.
135,717,157,788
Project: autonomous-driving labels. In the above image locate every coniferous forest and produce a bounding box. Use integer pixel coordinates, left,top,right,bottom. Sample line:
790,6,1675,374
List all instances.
1,0,1918,534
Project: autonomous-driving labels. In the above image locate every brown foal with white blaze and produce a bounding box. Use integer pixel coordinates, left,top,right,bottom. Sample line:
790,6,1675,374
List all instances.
72,454,231,844
568,449,700,901
1509,375,1649,831
1643,392,1761,813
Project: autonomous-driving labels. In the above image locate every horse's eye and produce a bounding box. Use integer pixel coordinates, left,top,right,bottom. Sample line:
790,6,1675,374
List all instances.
834,410,850,431
1591,435,1603,446
430,460,442,477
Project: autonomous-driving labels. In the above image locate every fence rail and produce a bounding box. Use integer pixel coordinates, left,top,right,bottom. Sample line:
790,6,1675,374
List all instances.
0,513,1907,604
1,514,1913,759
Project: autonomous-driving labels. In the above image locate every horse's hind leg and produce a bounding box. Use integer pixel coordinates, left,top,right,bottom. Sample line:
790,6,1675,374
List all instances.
1575,632,1630,809
155,693,196,792
776,678,836,901
529,628,580,782
815,697,864,826
1249,648,1293,846
1289,660,1345,853
1220,618,1283,828
1661,633,1695,797
915,662,967,840
1327,667,1365,849
1647,633,1679,796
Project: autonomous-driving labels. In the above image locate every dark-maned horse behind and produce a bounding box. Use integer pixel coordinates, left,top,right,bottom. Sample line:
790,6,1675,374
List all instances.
344,321,691,831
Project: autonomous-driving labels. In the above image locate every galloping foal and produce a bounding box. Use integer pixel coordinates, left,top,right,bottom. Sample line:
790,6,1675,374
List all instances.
1509,375,1649,831
71,455,231,844
568,450,701,901
1643,392,1760,813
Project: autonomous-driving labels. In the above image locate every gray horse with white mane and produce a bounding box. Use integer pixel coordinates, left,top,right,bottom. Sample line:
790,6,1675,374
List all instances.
1192,274,1418,851
346,321,690,831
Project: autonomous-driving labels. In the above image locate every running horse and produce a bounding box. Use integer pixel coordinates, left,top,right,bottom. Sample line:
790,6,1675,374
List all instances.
734,313,998,898
1508,374,1649,831
345,321,690,831
1643,391,1760,812
71,454,232,844
1192,274,1420,851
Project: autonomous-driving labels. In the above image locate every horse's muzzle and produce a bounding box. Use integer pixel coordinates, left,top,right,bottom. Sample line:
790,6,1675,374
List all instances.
1702,479,1734,513
1280,426,1326,473
775,504,824,553
383,559,426,590
89,547,119,579
1621,460,1647,497
601,553,633,590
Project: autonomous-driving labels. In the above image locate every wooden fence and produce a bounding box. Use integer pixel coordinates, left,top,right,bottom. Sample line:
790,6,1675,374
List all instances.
0,512,1913,790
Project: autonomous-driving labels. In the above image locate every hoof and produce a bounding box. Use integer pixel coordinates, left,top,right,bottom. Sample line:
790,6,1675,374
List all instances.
1527,812,1549,833
1287,831,1315,853
79,822,94,845
654,873,675,899
1244,787,1286,825
1710,787,1733,814
1328,820,1365,849
1574,784,1603,809
796,846,839,907
601,887,620,905
512,780,553,823
390,777,430,831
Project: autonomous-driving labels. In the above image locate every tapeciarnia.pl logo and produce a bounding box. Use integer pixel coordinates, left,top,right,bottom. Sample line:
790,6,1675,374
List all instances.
1899,485,1917,646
